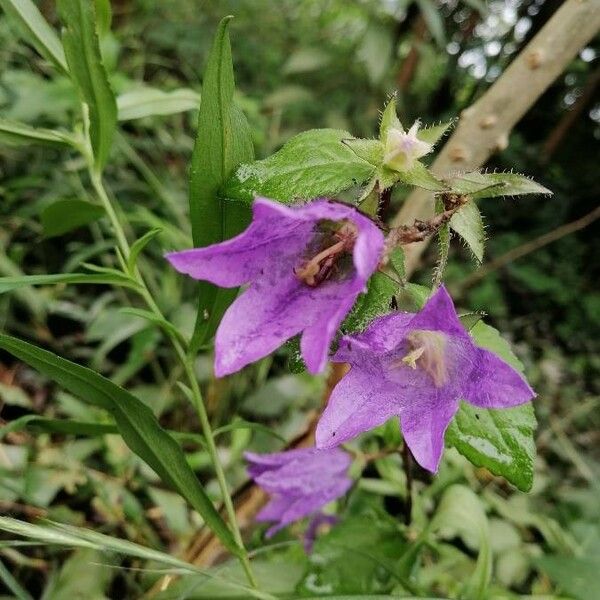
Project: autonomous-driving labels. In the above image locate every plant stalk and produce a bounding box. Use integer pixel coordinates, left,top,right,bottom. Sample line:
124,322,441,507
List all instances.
88,166,257,589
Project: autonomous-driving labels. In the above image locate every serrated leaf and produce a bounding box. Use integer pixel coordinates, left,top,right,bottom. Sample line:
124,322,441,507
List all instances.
342,138,383,166
117,87,200,121
449,171,551,199
188,17,254,352
388,247,406,280
0,335,238,556
0,272,140,294
417,120,454,146
0,0,68,73
0,119,74,147
223,129,375,204
446,321,537,492
379,96,401,142
450,200,485,263
342,272,399,334
58,0,117,170
396,161,448,191
41,199,105,238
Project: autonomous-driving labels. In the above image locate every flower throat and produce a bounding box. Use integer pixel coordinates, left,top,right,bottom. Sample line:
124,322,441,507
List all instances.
294,220,357,287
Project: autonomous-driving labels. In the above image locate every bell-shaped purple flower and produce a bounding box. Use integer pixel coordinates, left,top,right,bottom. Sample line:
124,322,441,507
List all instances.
166,197,384,376
316,286,535,473
245,447,352,537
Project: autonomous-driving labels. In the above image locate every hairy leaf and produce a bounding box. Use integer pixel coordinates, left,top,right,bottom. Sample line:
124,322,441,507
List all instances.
446,321,537,492
450,201,485,263
449,171,551,199
223,129,375,204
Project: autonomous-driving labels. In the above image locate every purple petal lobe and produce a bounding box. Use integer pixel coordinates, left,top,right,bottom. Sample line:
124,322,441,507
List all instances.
464,347,535,408
245,447,352,537
166,197,310,287
408,285,469,338
316,363,401,448
400,391,459,473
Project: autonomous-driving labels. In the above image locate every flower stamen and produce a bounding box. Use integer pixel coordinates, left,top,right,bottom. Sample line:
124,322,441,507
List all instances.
295,221,357,287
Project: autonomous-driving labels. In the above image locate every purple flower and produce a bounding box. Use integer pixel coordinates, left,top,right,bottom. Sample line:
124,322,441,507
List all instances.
316,286,535,473
166,197,384,376
245,447,352,537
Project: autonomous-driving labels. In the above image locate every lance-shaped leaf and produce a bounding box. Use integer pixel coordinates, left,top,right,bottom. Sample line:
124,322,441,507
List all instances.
117,87,200,121
0,334,239,556
0,119,75,147
0,0,68,73
41,200,105,238
223,129,375,204
446,321,537,492
58,0,116,170
188,16,254,351
448,171,551,199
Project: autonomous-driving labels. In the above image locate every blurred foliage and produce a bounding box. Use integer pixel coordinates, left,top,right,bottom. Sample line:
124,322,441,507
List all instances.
0,0,599,597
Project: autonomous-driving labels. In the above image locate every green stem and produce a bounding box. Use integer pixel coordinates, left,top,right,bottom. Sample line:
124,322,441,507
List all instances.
88,167,257,589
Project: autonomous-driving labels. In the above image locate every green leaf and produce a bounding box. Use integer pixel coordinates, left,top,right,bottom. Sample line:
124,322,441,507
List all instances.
448,171,551,199
0,517,257,596
446,321,537,492
41,199,105,238
223,129,376,204
126,227,162,274
450,200,485,263
0,0,68,73
395,161,447,192
0,335,238,556
58,0,117,170
117,87,200,121
119,307,187,346
0,415,115,440
430,485,491,599
0,272,140,294
536,555,600,600
342,138,383,166
93,0,112,37
302,510,409,595
0,119,74,147
188,16,254,352
388,247,406,280
417,120,454,146
343,272,399,334
379,95,401,142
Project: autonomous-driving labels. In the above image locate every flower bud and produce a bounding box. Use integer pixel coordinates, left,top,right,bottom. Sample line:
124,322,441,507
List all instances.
383,121,433,172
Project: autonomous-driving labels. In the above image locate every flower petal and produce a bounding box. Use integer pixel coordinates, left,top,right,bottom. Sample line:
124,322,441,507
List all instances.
408,285,468,338
463,347,536,408
316,363,401,448
165,197,311,287
333,312,415,360
399,390,459,473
